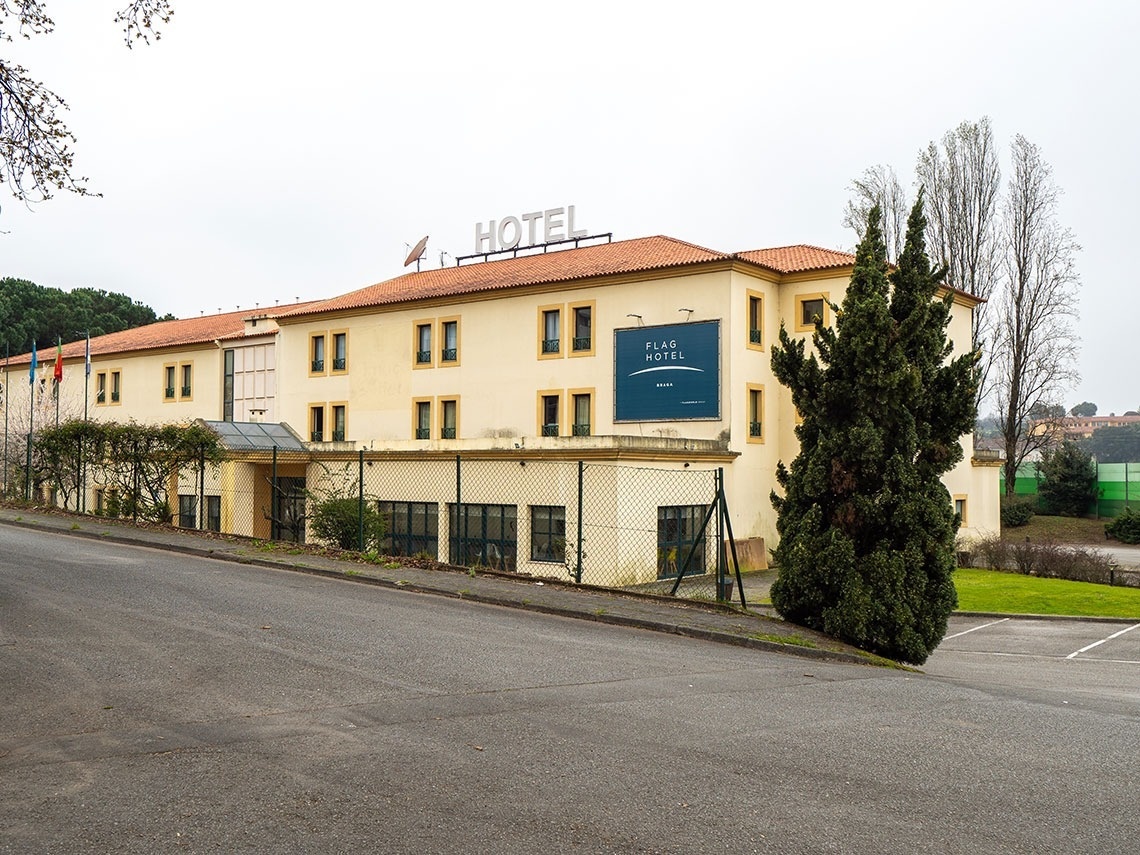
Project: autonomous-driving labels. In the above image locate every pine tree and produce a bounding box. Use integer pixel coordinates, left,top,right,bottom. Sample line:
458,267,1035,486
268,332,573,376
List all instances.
769,196,977,664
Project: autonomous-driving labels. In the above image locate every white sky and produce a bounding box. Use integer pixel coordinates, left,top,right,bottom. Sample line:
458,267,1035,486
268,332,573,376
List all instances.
3,1,1136,415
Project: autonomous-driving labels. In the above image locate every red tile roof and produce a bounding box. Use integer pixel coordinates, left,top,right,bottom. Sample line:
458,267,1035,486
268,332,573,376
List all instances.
282,237,858,319
4,238,860,364
734,245,857,274
5,304,319,368
281,236,731,317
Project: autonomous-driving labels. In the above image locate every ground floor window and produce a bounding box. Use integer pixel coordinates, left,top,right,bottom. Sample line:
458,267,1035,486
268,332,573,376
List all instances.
449,503,517,571
379,501,439,558
657,505,708,578
206,495,221,532
179,494,197,528
530,505,566,563
271,477,307,542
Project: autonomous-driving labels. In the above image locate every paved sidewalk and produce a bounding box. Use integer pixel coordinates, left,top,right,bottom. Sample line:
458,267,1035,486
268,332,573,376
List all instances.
0,506,878,666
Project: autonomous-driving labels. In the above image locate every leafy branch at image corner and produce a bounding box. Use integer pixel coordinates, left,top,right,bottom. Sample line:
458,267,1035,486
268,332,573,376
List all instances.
0,1,173,204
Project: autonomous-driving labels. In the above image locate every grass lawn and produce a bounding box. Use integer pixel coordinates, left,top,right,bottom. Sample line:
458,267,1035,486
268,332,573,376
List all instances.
1000,514,1110,544
954,568,1140,619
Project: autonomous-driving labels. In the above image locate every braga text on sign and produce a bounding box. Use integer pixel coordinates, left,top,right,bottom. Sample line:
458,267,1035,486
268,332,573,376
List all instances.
475,206,586,253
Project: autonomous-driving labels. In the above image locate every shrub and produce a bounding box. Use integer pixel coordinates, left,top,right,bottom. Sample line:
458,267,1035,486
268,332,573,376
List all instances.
966,534,1114,583
309,497,386,551
1106,507,1140,545
971,534,1012,571
1000,496,1035,528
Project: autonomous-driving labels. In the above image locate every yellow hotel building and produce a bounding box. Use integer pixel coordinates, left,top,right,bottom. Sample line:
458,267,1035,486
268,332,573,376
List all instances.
6,235,1000,580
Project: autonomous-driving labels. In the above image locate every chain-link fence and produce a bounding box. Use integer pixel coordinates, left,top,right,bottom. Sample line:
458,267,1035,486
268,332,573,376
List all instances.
17,437,746,604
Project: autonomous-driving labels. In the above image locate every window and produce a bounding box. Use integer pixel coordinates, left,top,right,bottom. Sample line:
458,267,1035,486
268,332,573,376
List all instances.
795,293,829,331
747,384,764,443
440,397,458,439
539,392,560,437
414,321,433,367
206,495,221,532
111,371,121,403
379,501,438,558
331,403,346,442
440,318,459,364
223,349,235,422
747,290,764,349
311,334,326,373
180,363,193,399
271,476,307,543
164,364,176,400
94,488,105,515
178,495,197,528
570,302,594,355
530,505,565,562
96,372,106,404
954,496,968,527
414,399,432,439
657,505,708,578
572,391,592,436
310,404,325,442
539,306,561,357
449,503,517,571
332,331,347,372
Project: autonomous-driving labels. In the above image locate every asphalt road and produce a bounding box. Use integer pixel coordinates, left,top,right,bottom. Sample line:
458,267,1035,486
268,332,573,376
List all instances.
2,526,1138,854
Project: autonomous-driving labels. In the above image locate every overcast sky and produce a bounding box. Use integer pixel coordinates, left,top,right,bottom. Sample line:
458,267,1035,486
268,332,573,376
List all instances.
3,1,1136,415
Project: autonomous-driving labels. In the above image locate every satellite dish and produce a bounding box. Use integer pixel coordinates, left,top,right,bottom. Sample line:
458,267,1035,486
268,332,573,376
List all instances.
404,235,429,268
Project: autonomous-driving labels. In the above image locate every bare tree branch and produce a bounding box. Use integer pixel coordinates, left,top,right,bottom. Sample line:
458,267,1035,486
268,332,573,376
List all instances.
842,164,908,263
114,0,174,48
916,118,1003,407
994,134,1081,494
0,1,174,205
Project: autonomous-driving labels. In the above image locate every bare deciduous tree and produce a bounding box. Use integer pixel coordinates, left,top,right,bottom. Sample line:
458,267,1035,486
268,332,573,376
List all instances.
916,118,1003,404
842,164,908,262
993,134,1080,495
0,1,173,203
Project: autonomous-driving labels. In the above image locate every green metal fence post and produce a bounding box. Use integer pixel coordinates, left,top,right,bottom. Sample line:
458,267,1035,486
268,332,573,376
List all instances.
271,446,278,540
455,454,462,565
575,460,584,584
358,449,365,551
198,444,206,529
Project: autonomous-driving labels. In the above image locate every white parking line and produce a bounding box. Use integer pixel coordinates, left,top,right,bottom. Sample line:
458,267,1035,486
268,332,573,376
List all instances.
944,617,1010,640
1065,623,1140,660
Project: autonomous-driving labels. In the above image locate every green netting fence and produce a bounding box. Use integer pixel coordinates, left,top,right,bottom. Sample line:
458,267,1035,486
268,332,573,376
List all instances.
999,461,1140,518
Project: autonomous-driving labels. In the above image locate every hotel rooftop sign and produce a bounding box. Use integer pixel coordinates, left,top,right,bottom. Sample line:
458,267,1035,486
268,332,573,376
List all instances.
474,205,588,254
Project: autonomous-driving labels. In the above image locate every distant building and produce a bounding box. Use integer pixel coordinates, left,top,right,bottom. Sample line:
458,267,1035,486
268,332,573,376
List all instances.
1033,414,1140,444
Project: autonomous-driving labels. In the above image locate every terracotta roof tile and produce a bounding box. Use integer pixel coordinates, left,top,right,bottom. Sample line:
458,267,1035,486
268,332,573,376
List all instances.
5,303,320,368
733,245,856,274
281,236,730,317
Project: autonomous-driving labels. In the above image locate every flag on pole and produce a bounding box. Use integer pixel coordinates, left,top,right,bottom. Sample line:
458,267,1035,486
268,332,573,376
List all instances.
54,339,64,385
85,334,91,376
29,341,37,386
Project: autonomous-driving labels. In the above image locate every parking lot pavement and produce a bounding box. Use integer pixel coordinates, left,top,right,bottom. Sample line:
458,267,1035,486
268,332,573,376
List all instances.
925,614,1140,716
939,614,1140,662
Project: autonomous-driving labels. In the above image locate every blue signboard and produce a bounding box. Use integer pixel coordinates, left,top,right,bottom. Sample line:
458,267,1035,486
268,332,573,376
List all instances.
614,320,720,422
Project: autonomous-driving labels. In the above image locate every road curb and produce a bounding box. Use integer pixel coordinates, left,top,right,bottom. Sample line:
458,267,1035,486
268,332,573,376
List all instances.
0,513,876,665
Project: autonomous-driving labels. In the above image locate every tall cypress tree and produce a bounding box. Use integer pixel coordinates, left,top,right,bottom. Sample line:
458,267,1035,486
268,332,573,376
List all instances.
769,195,977,664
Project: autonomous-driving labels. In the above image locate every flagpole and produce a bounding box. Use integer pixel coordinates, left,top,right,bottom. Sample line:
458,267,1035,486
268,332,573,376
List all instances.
3,342,9,497
54,338,60,427
26,340,36,501
82,331,90,513
84,332,90,422
53,337,62,427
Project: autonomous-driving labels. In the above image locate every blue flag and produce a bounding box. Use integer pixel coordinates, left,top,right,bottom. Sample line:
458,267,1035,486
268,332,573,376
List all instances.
29,341,37,386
